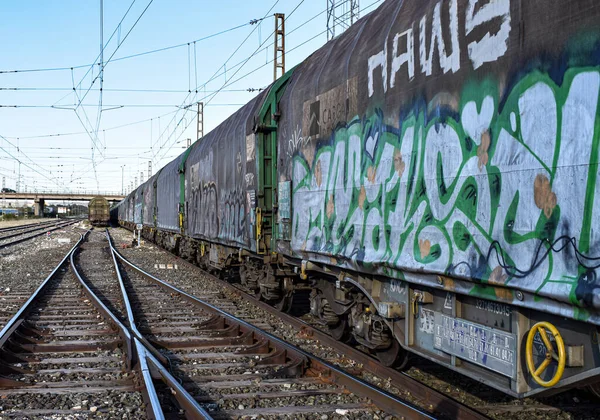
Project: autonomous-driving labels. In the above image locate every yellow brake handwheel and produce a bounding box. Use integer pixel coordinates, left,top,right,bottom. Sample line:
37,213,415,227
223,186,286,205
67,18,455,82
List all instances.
525,321,566,387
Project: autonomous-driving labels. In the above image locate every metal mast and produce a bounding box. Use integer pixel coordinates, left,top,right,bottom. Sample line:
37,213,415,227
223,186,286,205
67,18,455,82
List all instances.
197,102,204,141
327,0,360,41
273,13,285,81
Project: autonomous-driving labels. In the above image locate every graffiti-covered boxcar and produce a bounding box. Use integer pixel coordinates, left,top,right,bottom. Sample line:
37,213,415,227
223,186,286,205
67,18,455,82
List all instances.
117,0,600,398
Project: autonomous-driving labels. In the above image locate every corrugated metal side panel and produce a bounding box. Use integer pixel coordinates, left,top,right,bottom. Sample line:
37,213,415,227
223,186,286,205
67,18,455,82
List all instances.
116,201,123,221
275,0,600,320
143,175,158,227
134,187,143,224
127,191,135,223
156,155,184,232
125,197,131,222
184,91,267,251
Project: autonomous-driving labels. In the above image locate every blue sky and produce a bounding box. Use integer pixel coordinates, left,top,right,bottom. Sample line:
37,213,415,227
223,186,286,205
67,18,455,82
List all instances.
0,0,381,196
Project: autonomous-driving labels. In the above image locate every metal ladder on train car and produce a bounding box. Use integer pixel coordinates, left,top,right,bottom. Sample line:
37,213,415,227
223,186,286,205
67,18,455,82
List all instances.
255,69,294,254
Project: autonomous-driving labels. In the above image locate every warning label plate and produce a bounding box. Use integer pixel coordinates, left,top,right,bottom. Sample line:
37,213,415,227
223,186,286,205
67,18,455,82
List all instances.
434,313,517,378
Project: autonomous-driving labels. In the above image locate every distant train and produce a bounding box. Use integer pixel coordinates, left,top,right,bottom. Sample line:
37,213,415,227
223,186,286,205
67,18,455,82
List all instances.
0,209,18,216
88,197,110,226
116,0,600,399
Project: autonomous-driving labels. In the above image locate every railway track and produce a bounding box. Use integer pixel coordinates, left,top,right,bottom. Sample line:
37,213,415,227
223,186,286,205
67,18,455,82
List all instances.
70,229,435,419
109,228,491,420
0,220,57,235
0,220,75,250
112,227,600,419
0,231,166,418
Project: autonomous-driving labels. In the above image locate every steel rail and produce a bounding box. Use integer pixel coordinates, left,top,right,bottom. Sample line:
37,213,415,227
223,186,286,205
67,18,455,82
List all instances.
107,233,436,420
69,240,134,370
105,232,172,367
0,220,58,234
228,282,492,420
0,220,76,250
70,231,165,420
0,228,162,419
0,220,72,241
134,338,166,420
0,230,86,346
139,338,211,420
104,231,212,420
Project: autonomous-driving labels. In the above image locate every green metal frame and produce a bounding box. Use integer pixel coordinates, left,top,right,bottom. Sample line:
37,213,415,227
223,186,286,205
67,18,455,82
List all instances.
178,146,194,233
152,168,163,229
255,67,295,254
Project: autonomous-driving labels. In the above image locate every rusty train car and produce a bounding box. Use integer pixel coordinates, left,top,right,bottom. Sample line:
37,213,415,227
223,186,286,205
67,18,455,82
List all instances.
88,196,110,226
114,0,600,398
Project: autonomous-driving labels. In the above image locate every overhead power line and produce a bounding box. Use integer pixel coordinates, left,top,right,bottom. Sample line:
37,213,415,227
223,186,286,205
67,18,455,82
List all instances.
0,87,258,93
150,0,281,160
153,0,306,163
154,0,381,165
3,2,343,146
0,103,246,109
0,20,262,75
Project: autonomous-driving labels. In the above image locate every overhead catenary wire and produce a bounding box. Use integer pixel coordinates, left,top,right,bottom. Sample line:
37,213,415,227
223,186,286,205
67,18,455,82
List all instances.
153,0,308,163
149,0,281,161
1,0,379,193
0,20,261,75
153,0,382,165
71,0,154,187
153,0,305,161
0,135,68,190
75,0,156,112
0,103,247,109
2,1,343,144
0,87,256,93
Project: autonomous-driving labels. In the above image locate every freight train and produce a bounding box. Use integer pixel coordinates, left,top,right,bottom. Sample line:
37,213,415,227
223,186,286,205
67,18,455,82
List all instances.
114,0,600,398
88,196,110,226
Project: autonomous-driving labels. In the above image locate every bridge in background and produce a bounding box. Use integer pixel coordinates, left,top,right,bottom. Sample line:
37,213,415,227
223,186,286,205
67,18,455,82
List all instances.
0,192,125,216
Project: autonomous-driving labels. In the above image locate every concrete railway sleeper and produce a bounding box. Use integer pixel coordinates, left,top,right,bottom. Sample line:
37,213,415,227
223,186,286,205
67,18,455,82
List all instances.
76,229,435,419
0,231,160,418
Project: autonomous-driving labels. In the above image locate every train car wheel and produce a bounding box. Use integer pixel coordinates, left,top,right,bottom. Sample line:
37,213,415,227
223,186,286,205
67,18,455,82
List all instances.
329,316,352,342
587,383,600,399
376,340,409,369
273,294,293,313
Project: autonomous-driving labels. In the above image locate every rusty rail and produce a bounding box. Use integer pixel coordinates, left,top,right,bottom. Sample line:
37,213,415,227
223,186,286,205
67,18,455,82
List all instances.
107,232,437,420
112,229,490,420
0,220,76,249
0,220,58,234
104,231,212,420
0,230,85,345
0,230,162,419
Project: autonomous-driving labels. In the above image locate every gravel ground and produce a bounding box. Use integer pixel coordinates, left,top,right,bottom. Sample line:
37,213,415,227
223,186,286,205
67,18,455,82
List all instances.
0,218,55,229
0,223,86,330
0,391,145,419
109,227,600,420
